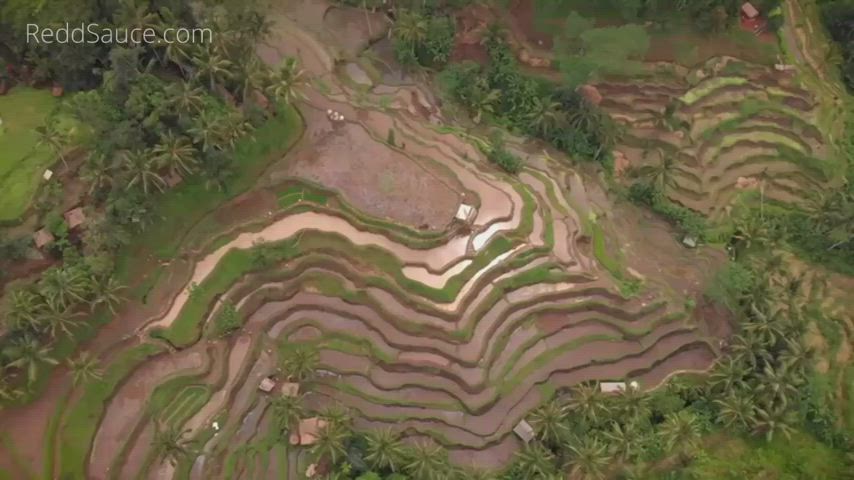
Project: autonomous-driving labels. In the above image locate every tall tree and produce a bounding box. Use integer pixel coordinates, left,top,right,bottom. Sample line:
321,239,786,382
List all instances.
404,442,450,480
68,351,103,386
364,429,407,473
153,131,198,178
528,398,570,448
565,437,611,480
151,425,195,466
3,335,58,385
120,148,166,194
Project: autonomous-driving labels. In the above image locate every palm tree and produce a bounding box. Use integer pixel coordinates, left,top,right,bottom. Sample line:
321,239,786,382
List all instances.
567,382,610,425
120,149,166,194
512,443,556,478
744,302,786,346
151,425,195,466
755,363,799,410
235,56,270,104
319,404,353,431
155,8,197,74
392,10,428,53
153,131,198,178
709,356,748,394
365,428,407,473
36,121,69,170
714,392,756,431
463,82,500,125
218,112,252,150
68,351,103,386
187,110,226,153
167,82,205,117
4,289,46,333
114,0,157,44
40,267,89,308
615,383,651,420
279,345,319,382
658,411,702,458
39,297,83,338
751,404,797,442
636,154,679,193
404,442,450,480
88,275,125,314
779,338,811,376
3,335,59,384
80,152,115,196
193,49,233,91
729,333,771,369
603,421,639,461
266,57,307,106
565,437,610,480
528,399,570,447
269,394,304,440
526,96,565,139
311,421,350,466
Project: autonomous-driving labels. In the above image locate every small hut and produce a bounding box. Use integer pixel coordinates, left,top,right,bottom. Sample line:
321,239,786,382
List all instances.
64,207,87,230
33,228,55,249
600,382,627,394
513,419,535,444
741,2,760,19
258,377,276,393
455,204,476,223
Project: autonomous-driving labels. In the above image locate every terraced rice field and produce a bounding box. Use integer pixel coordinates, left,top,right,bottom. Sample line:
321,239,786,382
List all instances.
0,5,734,480
601,56,837,218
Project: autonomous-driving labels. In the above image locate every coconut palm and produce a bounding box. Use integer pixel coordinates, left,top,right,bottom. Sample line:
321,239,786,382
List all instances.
266,57,307,106
114,0,157,42
319,404,353,430
40,267,89,308
187,110,227,153
4,289,46,332
526,96,565,139
404,442,450,480
167,82,205,117
392,10,428,53
615,383,650,420
779,338,811,376
153,131,198,178
729,333,771,368
3,335,59,384
365,428,407,473
269,394,304,439
39,297,83,338
566,437,610,480
192,49,233,91
279,344,318,382
512,443,556,478
155,8,197,74
752,405,797,442
744,302,786,346
714,392,756,431
151,425,195,466
463,82,500,125
36,121,69,170
120,149,166,194
311,421,350,466
218,112,252,150
88,275,125,314
528,398,570,447
80,152,115,196
235,56,270,104
636,154,679,192
68,351,103,386
658,411,702,457
603,420,639,461
567,382,610,425
755,363,800,410
709,356,748,394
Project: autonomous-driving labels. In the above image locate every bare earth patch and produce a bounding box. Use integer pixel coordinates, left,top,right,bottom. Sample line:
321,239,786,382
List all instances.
287,111,459,230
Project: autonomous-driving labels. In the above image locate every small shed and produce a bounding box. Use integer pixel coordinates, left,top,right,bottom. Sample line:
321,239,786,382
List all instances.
682,235,698,248
33,228,55,249
43,169,54,181
64,207,86,230
600,382,627,394
455,203,476,223
741,2,760,19
280,382,300,397
258,377,276,393
513,419,535,444
289,417,328,446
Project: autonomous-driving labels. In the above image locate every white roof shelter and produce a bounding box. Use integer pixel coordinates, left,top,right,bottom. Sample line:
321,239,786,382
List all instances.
259,377,276,392
513,419,535,443
600,382,627,393
455,203,476,223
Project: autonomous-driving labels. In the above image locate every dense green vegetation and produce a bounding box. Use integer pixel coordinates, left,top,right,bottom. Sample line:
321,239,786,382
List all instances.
818,0,854,91
0,0,305,403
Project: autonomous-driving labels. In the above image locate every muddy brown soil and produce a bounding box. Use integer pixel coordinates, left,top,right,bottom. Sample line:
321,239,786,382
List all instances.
287,106,459,230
